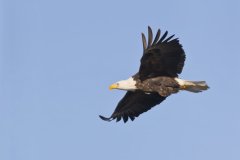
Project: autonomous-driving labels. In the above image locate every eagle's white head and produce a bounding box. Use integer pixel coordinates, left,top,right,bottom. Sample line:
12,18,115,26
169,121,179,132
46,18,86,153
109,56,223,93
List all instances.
109,77,137,91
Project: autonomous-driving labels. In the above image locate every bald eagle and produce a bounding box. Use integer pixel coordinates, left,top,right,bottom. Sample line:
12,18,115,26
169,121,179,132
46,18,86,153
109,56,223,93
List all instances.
99,26,209,123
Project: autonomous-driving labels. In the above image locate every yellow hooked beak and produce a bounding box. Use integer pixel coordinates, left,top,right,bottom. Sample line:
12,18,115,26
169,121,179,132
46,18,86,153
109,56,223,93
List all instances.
109,83,118,90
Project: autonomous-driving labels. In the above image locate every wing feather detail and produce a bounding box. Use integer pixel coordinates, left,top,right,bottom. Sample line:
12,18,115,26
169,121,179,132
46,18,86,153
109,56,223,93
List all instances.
139,26,186,80
99,91,166,123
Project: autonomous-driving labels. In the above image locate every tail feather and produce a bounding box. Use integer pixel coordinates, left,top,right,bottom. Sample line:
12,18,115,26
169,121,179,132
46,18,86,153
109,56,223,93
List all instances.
182,80,209,93
175,78,209,93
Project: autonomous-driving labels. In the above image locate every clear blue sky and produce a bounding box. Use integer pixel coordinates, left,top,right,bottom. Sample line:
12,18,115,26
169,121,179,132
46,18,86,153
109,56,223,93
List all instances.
1,0,240,160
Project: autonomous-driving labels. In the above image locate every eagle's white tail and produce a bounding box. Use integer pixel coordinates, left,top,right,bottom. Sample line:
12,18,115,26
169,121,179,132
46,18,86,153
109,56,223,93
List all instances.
175,78,209,93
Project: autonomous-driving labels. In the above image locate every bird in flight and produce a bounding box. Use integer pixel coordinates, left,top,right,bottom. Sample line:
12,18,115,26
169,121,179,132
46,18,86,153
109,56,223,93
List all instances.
99,26,209,123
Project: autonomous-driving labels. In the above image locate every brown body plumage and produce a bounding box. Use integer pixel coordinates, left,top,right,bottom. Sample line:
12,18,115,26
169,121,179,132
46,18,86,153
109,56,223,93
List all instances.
134,76,180,97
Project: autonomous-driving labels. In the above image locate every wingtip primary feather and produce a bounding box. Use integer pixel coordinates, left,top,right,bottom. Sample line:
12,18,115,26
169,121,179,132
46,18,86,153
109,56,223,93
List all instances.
141,33,147,50
159,31,168,43
99,115,112,122
147,26,153,48
152,29,161,45
163,34,175,42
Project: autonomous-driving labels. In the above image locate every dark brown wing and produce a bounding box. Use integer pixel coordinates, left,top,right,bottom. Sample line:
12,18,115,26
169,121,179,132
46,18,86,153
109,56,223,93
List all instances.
99,90,166,123
139,26,185,81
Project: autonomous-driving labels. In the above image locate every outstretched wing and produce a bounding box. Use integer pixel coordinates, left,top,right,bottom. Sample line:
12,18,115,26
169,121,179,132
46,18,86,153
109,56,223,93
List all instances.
99,91,166,123
139,26,185,81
